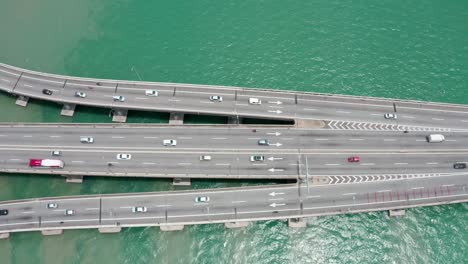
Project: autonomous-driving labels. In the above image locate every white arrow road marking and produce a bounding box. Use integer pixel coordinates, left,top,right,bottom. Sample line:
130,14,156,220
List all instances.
268,110,283,114
267,132,282,136
268,157,284,161
268,168,284,172
269,203,286,208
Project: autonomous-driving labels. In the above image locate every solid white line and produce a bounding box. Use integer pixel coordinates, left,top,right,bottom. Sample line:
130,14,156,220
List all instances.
349,138,364,141
112,136,125,139
377,190,391,193
200,101,214,104
336,111,351,114
22,211,35,214
142,162,156,165
306,195,321,198
342,193,356,196
394,163,408,165
442,184,454,187
411,187,424,190
303,108,316,111
71,161,84,163
232,201,246,204
361,163,375,166
211,137,227,140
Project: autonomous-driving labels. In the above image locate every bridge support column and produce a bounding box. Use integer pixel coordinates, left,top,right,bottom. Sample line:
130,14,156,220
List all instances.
225,221,249,229
173,178,191,186
65,175,83,183
60,104,76,116
169,112,184,125
389,209,405,217
42,229,63,236
99,227,122,233
288,218,306,228
112,109,128,123
160,225,184,231
15,95,29,107
228,116,242,125
0,232,10,239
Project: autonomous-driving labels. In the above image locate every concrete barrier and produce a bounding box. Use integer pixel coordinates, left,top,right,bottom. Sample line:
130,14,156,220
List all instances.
160,225,184,231
0,232,10,239
98,227,122,233
389,209,406,217
42,229,63,236
65,175,83,183
173,178,191,186
225,221,249,229
288,218,306,228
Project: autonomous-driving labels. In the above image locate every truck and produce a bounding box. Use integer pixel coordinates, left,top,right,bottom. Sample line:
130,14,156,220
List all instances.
29,159,64,169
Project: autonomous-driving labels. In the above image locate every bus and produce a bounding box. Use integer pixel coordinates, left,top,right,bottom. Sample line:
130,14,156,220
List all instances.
29,159,64,169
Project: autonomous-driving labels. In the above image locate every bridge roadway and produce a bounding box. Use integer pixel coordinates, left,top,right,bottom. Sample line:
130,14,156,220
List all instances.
1,124,468,179
0,174,466,234
2,63,468,129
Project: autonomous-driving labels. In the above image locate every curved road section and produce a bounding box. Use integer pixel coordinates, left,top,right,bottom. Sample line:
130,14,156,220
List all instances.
2,63,468,129
0,176,466,235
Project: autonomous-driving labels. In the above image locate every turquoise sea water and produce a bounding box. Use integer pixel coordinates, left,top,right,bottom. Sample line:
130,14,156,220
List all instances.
0,0,467,263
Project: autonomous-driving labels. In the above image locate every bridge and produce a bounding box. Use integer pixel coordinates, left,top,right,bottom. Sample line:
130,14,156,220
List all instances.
0,63,467,238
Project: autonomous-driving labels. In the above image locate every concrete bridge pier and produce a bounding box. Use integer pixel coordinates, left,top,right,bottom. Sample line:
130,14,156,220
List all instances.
99,227,122,233
0,232,10,239
60,104,76,116
169,112,184,125
173,178,191,186
288,218,306,228
65,175,83,183
389,209,406,217
160,225,184,231
225,221,249,229
15,95,29,107
112,109,128,123
42,229,63,236
228,116,242,125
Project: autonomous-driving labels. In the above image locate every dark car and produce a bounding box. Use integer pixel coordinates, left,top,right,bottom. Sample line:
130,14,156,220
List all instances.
453,162,467,169
0,209,8,216
42,89,53,95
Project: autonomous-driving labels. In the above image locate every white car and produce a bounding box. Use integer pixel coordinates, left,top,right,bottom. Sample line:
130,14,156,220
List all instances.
209,95,223,102
200,155,212,161
132,206,147,213
384,113,397,119
47,203,58,209
250,155,265,162
145,90,159,96
65,209,75,216
163,139,177,146
195,196,210,203
116,154,132,160
75,91,87,98
249,98,261,105
52,150,61,156
112,95,125,102
80,137,94,143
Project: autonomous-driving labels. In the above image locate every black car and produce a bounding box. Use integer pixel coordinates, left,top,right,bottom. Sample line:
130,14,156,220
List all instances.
453,162,467,169
0,209,8,216
42,89,53,95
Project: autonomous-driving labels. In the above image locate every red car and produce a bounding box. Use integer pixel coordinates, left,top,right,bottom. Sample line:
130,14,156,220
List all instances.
347,156,360,162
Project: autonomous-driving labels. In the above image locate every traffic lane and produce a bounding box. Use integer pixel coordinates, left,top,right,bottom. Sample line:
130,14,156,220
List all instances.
0,66,21,92
304,153,467,175
0,200,39,231
62,83,116,106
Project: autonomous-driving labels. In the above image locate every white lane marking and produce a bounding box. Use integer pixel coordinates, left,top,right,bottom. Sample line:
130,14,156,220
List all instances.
24,84,33,87
461,120,468,123
22,211,35,214
442,184,455,187
402,115,415,119
432,118,444,121
394,163,408,165
336,111,351,114
9,159,21,161
200,101,214,104
53,209,63,212
86,208,99,210
135,97,148,100
212,137,227,140
1,78,10,82
120,206,133,209
142,162,156,165
232,201,246,204
306,195,321,198
416,140,426,142
411,187,424,190
247,138,260,140
71,161,84,163
349,138,364,141
236,103,248,106
168,99,180,102
303,108,316,111
384,139,396,142
23,135,32,138
143,136,158,139
112,136,125,139
446,140,457,142
50,135,61,138
342,193,356,196
314,138,329,141
282,138,294,140
370,113,381,116
426,162,438,165
377,190,391,192
268,198,285,201
216,163,230,166
361,163,375,166
325,163,340,166
178,163,191,166
178,137,192,139
156,205,172,207
252,163,267,166
0,135,7,137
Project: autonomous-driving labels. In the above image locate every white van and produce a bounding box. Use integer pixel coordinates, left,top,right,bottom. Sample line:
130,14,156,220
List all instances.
426,134,445,143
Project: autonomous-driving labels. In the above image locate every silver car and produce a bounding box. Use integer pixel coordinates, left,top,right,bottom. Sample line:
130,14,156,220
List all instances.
75,91,87,98
80,137,94,143
116,154,132,160
65,209,75,216
384,113,397,119
209,95,223,102
195,196,210,203
113,95,125,102
132,206,147,213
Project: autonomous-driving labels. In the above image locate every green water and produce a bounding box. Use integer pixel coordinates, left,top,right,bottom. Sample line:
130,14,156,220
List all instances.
0,0,467,263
